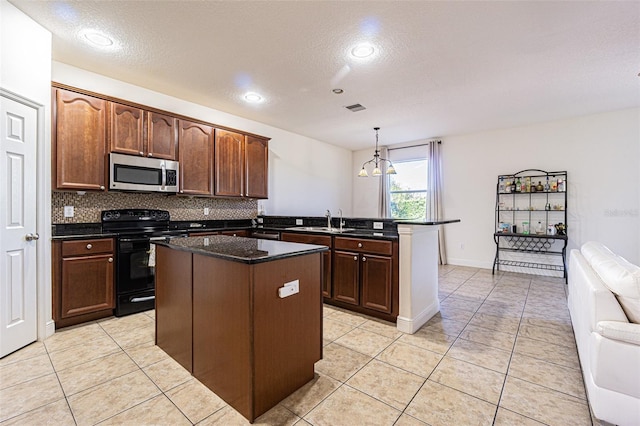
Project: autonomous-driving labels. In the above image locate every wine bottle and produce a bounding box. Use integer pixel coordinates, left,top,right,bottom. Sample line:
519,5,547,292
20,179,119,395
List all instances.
515,177,521,192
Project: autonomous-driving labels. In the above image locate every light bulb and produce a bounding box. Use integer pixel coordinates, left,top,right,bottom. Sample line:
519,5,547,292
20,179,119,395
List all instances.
358,168,368,177
372,167,382,176
386,164,397,175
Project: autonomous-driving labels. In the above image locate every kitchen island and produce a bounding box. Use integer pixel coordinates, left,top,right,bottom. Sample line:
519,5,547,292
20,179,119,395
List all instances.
153,235,327,423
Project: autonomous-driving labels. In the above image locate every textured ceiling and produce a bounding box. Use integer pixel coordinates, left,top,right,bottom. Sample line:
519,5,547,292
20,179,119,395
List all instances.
9,1,640,150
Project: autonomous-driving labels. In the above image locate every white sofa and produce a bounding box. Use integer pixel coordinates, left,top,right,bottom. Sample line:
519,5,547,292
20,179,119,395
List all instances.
568,242,640,426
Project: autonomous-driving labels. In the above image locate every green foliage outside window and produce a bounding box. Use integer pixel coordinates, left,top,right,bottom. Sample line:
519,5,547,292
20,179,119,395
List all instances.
389,159,428,220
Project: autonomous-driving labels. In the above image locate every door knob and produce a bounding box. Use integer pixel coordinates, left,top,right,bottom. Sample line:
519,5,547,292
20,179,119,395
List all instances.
25,233,39,241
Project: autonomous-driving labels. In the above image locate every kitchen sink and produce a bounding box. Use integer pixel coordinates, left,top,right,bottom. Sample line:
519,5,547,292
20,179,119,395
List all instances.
285,226,356,234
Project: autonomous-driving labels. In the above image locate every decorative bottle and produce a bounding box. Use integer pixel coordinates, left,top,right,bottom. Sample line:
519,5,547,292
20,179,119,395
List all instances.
544,177,550,192
557,178,565,192
515,177,521,192
499,177,505,193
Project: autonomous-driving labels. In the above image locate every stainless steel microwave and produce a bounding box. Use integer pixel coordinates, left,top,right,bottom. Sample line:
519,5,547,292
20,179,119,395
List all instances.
109,153,179,193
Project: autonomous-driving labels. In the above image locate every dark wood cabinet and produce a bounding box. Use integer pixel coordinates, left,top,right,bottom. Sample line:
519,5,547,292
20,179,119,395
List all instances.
215,129,245,197
245,136,269,199
280,232,332,298
333,250,360,305
220,230,250,237
178,120,214,196
360,254,393,313
147,112,178,160
109,102,144,157
53,88,108,191
52,238,115,328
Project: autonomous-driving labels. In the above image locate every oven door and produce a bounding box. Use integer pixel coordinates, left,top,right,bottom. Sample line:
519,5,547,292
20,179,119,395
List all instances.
116,236,156,295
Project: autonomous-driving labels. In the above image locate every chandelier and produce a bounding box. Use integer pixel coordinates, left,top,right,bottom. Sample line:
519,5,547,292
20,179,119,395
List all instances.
358,127,396,177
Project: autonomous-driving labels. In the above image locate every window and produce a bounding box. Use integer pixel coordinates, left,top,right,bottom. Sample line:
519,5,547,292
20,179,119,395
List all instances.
389,159,427,220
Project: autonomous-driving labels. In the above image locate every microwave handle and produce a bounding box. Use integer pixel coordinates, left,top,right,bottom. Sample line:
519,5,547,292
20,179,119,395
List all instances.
161,162,166,187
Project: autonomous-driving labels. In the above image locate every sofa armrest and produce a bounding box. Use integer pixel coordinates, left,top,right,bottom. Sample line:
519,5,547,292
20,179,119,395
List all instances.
597,321,640,345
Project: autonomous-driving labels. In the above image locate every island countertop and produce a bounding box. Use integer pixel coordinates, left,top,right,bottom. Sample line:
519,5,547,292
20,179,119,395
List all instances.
153,235,328,264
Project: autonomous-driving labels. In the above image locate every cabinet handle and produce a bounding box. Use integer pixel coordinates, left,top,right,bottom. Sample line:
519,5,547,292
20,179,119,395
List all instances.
353,256,358,261
99,185,105,190
108,257,113,263
180,190,184,193
86,244,93,250
139,151,144,155
362,256,367,262
148,153,153,157
357,242,363,248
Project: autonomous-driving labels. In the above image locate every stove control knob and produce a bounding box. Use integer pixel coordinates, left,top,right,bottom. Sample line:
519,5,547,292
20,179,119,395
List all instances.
114,212,120,219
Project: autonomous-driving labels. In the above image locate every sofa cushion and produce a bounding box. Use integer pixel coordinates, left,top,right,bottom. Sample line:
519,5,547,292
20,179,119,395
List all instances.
581,242,640,323
597,321,640,345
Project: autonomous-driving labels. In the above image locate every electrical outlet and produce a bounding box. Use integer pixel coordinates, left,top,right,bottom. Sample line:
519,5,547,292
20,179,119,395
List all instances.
373,222,384,230
204,207,209,216
64,206,74,218
460,243,465,250
296,218,303,225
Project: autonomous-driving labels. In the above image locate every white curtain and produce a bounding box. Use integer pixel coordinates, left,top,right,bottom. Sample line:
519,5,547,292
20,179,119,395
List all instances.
378,146,391,218
427,141,447,264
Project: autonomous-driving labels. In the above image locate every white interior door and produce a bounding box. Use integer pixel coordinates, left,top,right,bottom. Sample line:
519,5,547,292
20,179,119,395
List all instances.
0,93,38,358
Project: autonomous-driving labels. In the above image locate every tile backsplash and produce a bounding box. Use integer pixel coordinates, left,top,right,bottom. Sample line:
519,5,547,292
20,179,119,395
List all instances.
52,192,258,224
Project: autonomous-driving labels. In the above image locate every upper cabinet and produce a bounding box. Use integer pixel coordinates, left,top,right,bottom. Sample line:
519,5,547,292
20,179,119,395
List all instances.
110,105,177,160
245,135,269,199
53,88,108,191
215,129,245,197
179,120,214,196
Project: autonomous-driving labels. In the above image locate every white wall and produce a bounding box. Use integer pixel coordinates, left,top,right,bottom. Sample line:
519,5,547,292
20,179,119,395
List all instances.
353,108,640,266
52,62,354,217
352,148,381,217
1,0,53,338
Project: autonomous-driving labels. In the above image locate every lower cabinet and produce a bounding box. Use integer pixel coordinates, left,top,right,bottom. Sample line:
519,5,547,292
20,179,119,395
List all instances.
52,238,115,328
280,232,332,298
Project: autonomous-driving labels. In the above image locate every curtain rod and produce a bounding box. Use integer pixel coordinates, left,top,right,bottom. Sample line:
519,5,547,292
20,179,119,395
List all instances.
388,140,441,151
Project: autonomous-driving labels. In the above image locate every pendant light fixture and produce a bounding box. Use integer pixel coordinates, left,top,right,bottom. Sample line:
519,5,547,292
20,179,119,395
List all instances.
358,127,397,177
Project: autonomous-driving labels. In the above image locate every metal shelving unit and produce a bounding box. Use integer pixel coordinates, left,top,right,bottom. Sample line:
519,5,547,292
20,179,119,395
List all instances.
492,169,568,280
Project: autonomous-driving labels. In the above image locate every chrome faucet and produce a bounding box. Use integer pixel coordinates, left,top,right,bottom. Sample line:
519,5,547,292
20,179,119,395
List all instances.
338,208,345,232
325,209,331,229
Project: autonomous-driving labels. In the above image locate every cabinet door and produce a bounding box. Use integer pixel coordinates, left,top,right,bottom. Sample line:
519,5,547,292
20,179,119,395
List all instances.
333,250,359,305
220,230,250,237
60,254,114,318
361,254,393,313
147,112,177,160
245,136,268,199
179,120,214,196
54,88,107,190
109,102,144,156
215,129,244,197
281,232,332,298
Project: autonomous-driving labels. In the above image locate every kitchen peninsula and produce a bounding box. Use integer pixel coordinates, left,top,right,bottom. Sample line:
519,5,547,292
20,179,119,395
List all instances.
153,235,327,423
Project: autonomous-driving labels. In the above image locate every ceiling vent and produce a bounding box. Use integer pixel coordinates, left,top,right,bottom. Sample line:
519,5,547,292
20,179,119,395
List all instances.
345,103,366,112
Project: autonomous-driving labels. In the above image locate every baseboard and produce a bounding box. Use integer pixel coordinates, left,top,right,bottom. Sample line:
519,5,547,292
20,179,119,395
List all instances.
446,257,493,269
45,320,55,338
396,300,440,334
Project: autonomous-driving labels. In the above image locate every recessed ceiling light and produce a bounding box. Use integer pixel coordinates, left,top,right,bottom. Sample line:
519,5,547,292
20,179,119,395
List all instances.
80,29,118,49
351,43,375,58
332,88,344,94
244,92,263,103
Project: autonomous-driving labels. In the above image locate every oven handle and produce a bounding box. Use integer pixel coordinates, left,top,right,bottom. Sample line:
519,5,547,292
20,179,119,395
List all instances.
161,162,166,188
149,236,168,241
130,296,155,303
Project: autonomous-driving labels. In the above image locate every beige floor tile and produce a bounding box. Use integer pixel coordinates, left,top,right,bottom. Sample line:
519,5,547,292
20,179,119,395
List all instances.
0,398,75,426
430,356,505,404
0,341,46,367
322,317,355,342
43,323,108,353
48,334,121,371
518,323,576,349
520,316,574,334
376,341,442,378
67,370,160,426
494,407,545,425
327,310,368,327
476,300,525,318
508,352,586,399
514,335,581,370
469,312,520,335
346,359,424,410
198,404,299,425
123,341,172,368
334,327,394,357
359,319,404,340
439,296,482,313
144,309,156,319
398,327,456,354
322,305,338,317
314,343,371,382
405,380,496,426
166,378,226,423
99,394,191,425
0,374,65,422
56,351,136,396
142,356,192,392
98,312,154,335
438,307,475,322
422,315,469,336
500,376,591,426
447,337,512,374
304,385,401,425
280,373,340,417
460,323,516,351
0,353,54,390
107,323,155,349
393,413,429,425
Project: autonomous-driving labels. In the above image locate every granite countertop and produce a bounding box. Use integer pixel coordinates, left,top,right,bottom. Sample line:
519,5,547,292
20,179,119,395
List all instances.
258,226,399,240
394,219,461,225
153,235,328,264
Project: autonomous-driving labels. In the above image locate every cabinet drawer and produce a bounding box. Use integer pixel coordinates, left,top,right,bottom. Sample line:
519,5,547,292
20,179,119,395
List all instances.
281,233,332,247
334,237,392,256
62,238,113,256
